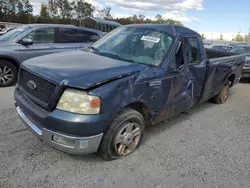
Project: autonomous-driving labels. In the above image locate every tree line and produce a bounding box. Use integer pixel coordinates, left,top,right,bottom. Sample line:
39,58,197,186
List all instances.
0,0,183,26
232,32,249,42
0,0,33,24
1,0,248,42
201,33,249,42
220,33,248,42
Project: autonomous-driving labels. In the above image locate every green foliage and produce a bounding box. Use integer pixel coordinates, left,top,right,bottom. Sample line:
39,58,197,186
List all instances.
38,4,50,23
48,0,58,18
73,0,95,25
219,33,223,40
232,32,245,42
98,6,112,20
0,0,33,23
201,33,206,40
243,34,249,43
113,14,183,26
0,2,183,27
138,14,145,22
57,0,73,19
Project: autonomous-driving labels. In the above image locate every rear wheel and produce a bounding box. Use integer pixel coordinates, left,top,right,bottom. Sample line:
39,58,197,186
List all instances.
0,60,17,87
99,108,145,161
210,82,231,104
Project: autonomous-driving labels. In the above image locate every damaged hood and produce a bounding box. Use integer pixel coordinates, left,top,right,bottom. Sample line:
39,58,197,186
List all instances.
21,50,147,89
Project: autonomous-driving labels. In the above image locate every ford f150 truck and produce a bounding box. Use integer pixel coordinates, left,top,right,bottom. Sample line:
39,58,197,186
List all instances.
14,24,244,160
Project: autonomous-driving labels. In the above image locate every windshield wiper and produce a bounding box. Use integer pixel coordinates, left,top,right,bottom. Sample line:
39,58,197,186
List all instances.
116,55,137,64
100,52,137,64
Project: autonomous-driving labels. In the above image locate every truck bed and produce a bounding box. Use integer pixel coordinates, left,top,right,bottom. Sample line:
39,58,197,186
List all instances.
205,48,239,59
199,52,245,103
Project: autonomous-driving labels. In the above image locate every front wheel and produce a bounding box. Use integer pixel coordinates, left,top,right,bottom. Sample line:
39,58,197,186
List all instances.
210,82,231,104
98,108,145,161
0,60,17,87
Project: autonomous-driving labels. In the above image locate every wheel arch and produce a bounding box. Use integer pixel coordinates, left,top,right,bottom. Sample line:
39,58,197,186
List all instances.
123,101,152,126
0,56,20,71
227,73,235,87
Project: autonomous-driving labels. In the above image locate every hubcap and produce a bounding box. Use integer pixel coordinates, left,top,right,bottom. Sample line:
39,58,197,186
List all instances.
114,122,141,156
0,66,13,85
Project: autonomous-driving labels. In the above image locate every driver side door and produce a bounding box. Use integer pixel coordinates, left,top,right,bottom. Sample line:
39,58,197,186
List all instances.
155,41,193,122
18,27,57,62
167,42,193,116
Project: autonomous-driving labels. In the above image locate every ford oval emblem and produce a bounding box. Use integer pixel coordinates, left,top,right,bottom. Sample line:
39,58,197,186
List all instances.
27,80,37,90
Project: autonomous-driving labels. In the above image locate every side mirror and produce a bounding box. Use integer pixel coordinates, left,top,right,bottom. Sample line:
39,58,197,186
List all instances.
19,38,33,46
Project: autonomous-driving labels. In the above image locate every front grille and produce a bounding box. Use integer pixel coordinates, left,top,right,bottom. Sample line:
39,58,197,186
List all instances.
19,69,56,106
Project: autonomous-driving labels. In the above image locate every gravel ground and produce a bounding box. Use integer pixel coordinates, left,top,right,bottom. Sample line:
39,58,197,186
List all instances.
1,83,250,188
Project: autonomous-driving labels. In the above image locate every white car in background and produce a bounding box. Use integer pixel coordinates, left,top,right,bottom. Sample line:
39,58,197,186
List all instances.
203,41,212,48
0,27,16,36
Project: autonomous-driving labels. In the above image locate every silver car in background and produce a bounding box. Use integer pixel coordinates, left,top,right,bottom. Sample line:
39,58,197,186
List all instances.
0,24,104,87
230,45,250,80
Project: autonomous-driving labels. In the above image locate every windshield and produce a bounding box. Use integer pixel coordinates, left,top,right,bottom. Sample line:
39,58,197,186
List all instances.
89,26,174,66
0,26,32,41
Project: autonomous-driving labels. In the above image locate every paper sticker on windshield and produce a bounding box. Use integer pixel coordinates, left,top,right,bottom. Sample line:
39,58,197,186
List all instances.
141,36,160,43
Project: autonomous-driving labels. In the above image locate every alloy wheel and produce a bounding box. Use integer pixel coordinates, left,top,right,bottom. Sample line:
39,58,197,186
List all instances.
114,122,142,156
0,65,14,85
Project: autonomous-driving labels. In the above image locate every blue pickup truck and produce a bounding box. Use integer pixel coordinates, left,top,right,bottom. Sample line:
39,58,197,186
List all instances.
15,24,244,160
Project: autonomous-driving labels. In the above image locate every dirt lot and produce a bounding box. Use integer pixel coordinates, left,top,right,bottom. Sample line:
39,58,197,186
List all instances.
1,83,250,188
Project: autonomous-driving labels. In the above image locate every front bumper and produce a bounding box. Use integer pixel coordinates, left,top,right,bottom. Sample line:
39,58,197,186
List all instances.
16,106,103,154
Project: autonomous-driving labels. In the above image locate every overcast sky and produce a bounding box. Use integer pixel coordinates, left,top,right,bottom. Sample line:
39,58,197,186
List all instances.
30,0,250,35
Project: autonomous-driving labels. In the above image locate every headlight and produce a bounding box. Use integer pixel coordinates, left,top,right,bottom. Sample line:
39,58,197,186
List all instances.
56,89,101,115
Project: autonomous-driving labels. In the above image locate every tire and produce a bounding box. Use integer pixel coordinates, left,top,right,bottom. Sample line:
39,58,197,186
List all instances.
99,108,145,161
0,60,17,87
210,82,231,104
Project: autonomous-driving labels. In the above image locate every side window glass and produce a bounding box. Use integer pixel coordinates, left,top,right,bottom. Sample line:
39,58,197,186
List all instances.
22,28,55,44
245,47,250,53
56,28,79,43
187,38,201,64
77,30,100,43
89,34,101,42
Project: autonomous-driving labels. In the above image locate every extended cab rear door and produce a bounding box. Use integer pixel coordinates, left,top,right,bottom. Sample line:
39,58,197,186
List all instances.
183,36,207,104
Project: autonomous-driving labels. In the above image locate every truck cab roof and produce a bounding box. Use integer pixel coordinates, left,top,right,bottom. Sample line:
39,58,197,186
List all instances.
125,24,200,38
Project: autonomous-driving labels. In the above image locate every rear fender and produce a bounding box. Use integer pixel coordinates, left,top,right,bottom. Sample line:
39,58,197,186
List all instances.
225,73,236,87
0,55,21,70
